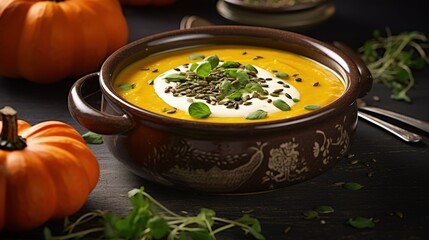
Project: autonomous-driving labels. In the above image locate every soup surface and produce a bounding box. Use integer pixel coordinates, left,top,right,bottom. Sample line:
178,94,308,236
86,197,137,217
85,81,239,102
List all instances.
114,45,345,123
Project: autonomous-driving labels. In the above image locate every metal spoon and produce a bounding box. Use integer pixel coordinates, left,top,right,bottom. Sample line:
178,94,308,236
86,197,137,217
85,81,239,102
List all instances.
357,99,429,134
358,111,422,143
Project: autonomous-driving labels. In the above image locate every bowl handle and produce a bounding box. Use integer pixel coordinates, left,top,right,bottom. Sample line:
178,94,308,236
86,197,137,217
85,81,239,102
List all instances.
68,72,134,135
332,41,373,98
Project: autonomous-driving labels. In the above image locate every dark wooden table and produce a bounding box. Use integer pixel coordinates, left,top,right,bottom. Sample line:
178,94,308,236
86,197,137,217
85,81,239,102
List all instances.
1,0,428,239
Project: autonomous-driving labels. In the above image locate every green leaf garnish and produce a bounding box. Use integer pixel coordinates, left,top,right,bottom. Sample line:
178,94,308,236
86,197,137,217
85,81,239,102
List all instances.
219,61,241,68
292,98,300,103
227,91,243,100
164,73,186,82
189,54,205,60
118,83,135,90
225,68,238,78
303,210,319,219
246,110,268,120
188,102,211,119
274,72,289,78
195,61,212,78
220,80,233,96
82,131,103,144
205,55,220,69
315,205,335,214
236,69,249,86
245,82,266,95
347,217,376,229
245,64,258,73
190,62,198,71
304,104,321,110
273,99,291,111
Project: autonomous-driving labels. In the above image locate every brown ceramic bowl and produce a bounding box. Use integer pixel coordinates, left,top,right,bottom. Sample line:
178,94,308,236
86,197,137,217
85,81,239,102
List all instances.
68,26,372,194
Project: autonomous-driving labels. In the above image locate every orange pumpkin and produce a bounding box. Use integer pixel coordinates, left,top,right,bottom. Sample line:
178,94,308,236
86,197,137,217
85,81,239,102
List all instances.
0,106,100,231
0,0,128,84
119,0,176,6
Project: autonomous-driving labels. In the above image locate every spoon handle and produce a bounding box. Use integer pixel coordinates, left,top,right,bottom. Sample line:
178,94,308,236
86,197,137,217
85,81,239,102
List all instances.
359,105,429,133
358,111,422,143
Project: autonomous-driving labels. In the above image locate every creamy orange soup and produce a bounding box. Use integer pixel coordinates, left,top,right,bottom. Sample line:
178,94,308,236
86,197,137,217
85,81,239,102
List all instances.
114,45,345,123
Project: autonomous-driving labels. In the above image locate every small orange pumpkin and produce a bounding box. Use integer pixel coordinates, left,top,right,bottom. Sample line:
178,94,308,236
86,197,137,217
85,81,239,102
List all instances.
119,0,176,6
0,106,100,231
0,0,128,84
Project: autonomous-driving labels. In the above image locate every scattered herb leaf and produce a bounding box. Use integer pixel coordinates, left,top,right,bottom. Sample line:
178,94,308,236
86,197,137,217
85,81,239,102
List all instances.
315,205,335,214
82,131,103,144
342,182,364,191
347,217,376,229
303,210,319,219
188,102,211,119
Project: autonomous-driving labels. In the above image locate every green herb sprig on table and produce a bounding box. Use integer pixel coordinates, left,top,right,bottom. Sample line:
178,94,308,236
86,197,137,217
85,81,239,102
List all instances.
359,29,429,102
44,187,265,240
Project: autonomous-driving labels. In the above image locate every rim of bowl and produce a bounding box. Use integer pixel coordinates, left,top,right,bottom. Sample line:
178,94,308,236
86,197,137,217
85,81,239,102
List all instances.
100,25,360,133
223,0,330,13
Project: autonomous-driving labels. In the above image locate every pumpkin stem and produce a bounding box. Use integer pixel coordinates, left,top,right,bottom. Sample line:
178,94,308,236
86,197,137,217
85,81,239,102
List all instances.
0,106,27,151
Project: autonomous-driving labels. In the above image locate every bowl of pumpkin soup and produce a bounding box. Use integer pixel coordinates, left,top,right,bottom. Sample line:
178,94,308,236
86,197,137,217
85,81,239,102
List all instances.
68,26,372,193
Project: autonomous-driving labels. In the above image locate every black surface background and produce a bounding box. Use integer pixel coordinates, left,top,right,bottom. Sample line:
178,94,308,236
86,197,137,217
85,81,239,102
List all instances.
1,0,428,239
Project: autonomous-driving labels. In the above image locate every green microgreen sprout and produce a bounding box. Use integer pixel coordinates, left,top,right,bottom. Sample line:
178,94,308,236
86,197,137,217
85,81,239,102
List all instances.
359,28,429,102
44,187,265,240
